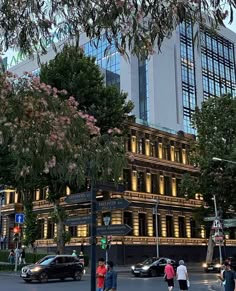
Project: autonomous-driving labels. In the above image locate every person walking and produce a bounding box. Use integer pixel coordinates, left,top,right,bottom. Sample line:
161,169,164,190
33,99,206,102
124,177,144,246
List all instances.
104,261,117,291
96,258,107,291
20,248,26,264
176,260,189,291
164,259,175,291
223,262,236,291
72,250,77,257
79,251,85,266
8,249,15,264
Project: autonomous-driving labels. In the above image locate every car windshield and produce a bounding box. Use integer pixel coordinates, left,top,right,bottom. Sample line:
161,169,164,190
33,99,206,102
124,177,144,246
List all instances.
37,257,55,266
142,258,157,265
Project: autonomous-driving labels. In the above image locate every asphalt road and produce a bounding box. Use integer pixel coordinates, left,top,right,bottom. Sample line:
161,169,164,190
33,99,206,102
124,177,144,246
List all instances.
0,272,223,291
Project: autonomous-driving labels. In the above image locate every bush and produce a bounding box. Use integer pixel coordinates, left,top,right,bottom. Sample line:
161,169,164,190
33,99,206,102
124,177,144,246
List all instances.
0,250,48,264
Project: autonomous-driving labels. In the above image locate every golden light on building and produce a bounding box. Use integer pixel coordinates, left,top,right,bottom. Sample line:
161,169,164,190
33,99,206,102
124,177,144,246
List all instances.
182,149,187,164
172,178,176,196
158,143,163,159
36,189,40,200
145,139,150,156
131,135,136,153
146,172,151,193
132,170,137,191
159,175,164,194
200,225,205,238
171,145,175,162
186,216,191,238
174,216,179,237
161,216,167,237
66,186,71,195
44,220,48,239
112,210,122,224
133,211,139,236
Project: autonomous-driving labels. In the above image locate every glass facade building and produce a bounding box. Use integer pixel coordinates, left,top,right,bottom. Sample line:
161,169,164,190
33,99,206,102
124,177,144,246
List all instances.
201,28,236,100
179,22,197,134
82,35,120,90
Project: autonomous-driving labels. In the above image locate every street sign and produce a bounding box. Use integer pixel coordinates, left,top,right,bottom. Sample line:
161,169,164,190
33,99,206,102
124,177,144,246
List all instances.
97,198,130,212
65,215,91,226
64,191,92,204
97,224,132,236
96,182,124,193
204,216,216,222
223,219,236,224
15,213,25,224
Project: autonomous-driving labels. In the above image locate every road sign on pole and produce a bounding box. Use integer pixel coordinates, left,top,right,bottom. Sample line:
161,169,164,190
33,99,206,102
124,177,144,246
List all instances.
223,219,236,228
97,224,132,236
15,213,25,224
65,215,91,226
97,198,130,212
64,191,92,204
204,216,216,222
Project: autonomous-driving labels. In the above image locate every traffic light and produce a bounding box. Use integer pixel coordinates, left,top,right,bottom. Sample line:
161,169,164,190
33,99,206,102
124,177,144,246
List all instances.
100,237,107,250
107,235,112,250
13,226,20,242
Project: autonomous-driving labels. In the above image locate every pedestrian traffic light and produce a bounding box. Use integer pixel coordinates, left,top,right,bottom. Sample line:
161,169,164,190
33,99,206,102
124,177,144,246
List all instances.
100,237,107,250
13,226,20,242
107,235,112,250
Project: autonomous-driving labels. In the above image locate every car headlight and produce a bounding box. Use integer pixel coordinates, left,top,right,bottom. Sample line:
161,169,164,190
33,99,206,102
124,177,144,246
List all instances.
202,263,207,268
142,266,149,271
31,267,41,272
215,264,221,268
131,266,135,270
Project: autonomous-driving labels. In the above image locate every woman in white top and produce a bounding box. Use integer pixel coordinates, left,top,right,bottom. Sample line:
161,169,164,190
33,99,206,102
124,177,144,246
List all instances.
176,260,189,291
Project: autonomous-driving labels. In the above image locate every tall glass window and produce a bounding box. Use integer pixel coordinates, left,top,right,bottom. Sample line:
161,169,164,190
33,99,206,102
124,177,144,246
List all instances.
200,28,236,100
82,35,120,90
139,59,149,121
179,22,197,134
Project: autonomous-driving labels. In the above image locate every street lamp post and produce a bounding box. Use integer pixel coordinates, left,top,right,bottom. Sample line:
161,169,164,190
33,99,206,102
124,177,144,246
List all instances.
212,195,223,265
103,216,111,263
212,157,236,165
153,199,159,258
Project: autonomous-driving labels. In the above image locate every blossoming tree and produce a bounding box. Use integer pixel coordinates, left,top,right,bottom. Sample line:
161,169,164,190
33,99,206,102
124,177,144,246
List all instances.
0,72,125,253
0,0,234,58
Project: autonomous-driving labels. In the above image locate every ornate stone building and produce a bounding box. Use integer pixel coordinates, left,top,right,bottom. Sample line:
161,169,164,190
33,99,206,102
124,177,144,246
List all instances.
1,121,235,263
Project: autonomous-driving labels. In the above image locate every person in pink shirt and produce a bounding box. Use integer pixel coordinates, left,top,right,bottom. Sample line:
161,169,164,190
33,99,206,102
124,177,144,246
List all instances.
164,259,175,291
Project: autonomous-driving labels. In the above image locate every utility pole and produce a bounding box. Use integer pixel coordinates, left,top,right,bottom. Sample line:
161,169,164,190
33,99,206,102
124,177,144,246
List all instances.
103,216,111,264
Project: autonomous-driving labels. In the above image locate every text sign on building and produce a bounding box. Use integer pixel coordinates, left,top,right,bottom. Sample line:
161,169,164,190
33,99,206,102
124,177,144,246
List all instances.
64,191,92,204
97,199,130,212
97,224,132,236
15,213,25,224
65,215,91,226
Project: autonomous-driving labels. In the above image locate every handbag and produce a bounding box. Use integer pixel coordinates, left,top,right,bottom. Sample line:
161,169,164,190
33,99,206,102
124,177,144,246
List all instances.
187,280,190,288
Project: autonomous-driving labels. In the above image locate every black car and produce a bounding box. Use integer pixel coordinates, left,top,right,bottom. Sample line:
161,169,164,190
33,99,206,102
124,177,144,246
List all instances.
131,257,177,277
20,255,84,283
202,258,222,273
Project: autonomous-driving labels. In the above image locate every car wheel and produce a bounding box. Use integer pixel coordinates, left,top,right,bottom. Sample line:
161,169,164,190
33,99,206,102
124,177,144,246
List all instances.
150,269,157,277
39,272,48,283
73,270,82,281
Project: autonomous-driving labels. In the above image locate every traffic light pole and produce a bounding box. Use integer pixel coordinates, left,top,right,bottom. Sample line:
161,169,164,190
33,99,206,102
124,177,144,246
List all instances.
90,185,97,291
14,224,20,272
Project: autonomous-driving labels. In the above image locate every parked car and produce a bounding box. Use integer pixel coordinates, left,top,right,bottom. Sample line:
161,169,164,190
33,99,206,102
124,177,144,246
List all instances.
20,255,84,283
202,258,222,273
131,257,177,277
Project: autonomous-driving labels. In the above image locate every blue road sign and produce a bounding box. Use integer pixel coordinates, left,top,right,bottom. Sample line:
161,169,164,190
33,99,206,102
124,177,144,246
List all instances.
15,213,25,224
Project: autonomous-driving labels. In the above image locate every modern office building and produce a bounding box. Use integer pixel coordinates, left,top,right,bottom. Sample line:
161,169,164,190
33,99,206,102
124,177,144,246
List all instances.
1,22,236,261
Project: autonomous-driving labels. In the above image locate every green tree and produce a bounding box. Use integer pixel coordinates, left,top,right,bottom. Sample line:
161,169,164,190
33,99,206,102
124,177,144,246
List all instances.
40,45,134,133
192,94,236,213
0,1,234,58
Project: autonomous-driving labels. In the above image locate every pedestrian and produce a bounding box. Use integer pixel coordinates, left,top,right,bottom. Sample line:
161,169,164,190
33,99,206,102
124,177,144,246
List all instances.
72,250,77,257
104,261,117,291
14,246,20,264
164,259,175,291
223,261,236,291
8,249,14,264
176,260,189,291
20,248,26,264
96,257,107,291
79,251,85,266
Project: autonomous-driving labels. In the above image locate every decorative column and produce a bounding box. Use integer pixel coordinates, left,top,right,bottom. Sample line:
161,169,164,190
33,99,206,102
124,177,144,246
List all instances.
185,215,191,238
173,215,179,238
133,210,139,236
147,209,153,237
146,173,151,193
44,219,48,239
54,224,57,238
170,145,175,162
200,225,206,238
159,175,164,195
112,210,122,225
182,149,187,164
131,135,136,153
131,170,137,191
14,192,18,203
172,178,177,197
6,192,10,205
35,189,40,200
145,139,150,156
161,214,167,237
158,143,163,159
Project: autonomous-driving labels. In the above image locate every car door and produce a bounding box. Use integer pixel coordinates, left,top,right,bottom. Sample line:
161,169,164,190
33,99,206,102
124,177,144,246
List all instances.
158,258,167,275
51,257,67,279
